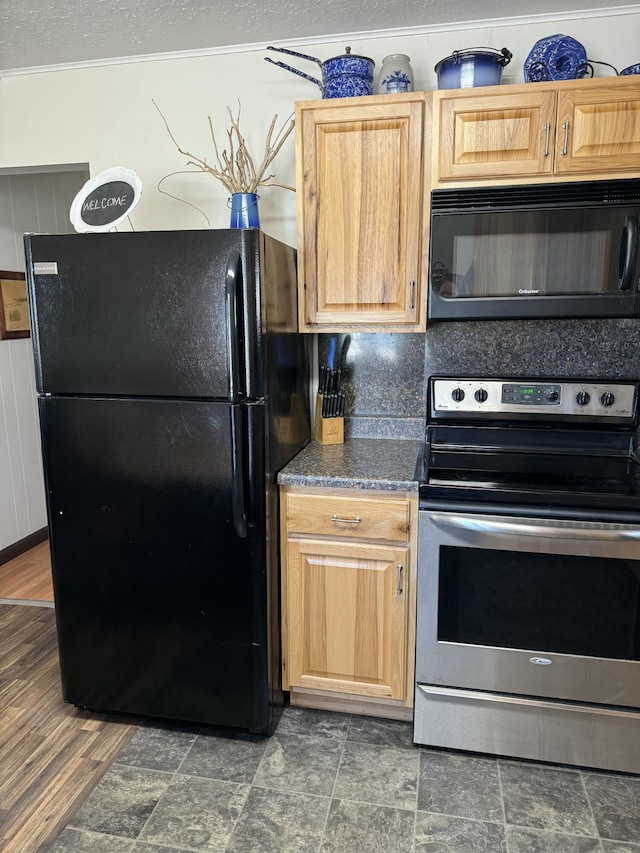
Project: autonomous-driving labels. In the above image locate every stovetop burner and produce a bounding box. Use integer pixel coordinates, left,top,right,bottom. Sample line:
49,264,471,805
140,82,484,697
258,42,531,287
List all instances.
419,376,640,517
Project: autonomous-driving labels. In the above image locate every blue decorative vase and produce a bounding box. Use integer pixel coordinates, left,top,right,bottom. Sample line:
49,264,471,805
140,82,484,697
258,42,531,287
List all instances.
229,193,260,229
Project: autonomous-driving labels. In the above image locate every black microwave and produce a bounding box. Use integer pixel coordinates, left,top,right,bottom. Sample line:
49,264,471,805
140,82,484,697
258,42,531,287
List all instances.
428,179,640,321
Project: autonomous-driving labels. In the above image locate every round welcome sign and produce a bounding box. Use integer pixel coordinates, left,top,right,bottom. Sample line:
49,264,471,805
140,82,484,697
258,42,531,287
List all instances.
70,167,142,232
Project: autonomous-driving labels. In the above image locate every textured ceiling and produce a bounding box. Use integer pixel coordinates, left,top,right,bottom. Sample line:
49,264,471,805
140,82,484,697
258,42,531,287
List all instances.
1,0,639,73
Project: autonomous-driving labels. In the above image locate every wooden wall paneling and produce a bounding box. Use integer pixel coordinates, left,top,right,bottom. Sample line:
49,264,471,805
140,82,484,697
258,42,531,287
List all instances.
13,340,47,532
0,177,20,270
0,167,87,551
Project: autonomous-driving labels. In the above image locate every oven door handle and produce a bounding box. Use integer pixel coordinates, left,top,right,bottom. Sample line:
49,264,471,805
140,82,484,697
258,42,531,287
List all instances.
428,513,640,541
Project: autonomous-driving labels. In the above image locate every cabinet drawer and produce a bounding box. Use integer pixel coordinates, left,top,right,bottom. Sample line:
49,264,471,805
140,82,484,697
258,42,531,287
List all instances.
286,493,410,542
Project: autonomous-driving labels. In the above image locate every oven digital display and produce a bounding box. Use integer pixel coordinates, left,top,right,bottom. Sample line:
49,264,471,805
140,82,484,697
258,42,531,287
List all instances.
502,384,561,404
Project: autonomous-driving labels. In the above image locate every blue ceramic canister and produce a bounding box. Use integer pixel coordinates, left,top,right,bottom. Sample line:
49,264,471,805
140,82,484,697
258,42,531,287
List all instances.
377,54,414,94
435,47,512,89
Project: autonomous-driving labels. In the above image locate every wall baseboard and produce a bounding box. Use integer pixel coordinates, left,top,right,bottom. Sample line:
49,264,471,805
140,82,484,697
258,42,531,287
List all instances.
0,528,48,566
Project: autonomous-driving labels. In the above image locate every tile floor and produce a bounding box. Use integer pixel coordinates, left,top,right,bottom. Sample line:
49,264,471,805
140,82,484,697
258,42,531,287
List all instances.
47,706,640,852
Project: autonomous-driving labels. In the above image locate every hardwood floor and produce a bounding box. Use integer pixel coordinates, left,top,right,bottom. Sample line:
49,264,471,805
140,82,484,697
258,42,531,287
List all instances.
0,541,54,603
0,550,138,852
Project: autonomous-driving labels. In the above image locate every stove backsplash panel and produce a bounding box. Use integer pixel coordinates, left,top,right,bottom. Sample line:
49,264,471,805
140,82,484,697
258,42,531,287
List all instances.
318,319,640,440
424,318,640,380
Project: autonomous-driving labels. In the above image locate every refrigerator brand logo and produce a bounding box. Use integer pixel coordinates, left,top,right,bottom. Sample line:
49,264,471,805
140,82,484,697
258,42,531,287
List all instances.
70,167,142,233
529,657,553,665
33,262,58,275
519,289,541,295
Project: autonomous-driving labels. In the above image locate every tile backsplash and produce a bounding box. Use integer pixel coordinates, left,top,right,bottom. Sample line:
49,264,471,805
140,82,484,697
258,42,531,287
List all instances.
318,318,640,440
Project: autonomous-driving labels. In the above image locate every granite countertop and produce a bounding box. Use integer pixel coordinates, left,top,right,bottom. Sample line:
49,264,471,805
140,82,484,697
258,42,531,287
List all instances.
278,438,422,491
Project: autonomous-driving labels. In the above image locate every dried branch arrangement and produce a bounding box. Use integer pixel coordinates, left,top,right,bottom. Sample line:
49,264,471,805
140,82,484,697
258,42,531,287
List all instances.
153,99,295,195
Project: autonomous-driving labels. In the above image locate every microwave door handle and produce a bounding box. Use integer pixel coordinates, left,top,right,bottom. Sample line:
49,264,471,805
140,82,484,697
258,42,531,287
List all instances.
618,215,638,291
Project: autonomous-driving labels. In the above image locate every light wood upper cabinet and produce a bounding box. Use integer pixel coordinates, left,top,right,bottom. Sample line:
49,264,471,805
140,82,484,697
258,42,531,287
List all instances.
556,82,640,174
295,93,429,332
433,76,640,186
436,88,556,181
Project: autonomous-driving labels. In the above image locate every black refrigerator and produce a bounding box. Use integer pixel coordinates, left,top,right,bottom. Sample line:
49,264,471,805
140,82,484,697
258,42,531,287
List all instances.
24,229,311,734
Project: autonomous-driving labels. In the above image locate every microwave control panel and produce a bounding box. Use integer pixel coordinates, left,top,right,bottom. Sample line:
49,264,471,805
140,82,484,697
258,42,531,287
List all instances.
430,378,638,422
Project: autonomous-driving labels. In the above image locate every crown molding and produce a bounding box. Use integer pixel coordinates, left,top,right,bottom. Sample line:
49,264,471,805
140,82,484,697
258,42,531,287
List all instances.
2,4,639,78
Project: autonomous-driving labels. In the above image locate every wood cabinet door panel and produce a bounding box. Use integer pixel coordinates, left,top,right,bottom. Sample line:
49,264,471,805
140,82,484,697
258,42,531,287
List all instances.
286,539,408,698
297,98,423,329
556,86,640,174
438,91,556,180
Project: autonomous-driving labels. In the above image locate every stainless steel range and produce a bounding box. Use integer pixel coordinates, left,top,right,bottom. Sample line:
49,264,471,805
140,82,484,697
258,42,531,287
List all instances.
414,376,640,774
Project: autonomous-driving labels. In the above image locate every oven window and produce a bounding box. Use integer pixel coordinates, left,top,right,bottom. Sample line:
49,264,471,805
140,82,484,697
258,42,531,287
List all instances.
437,546,640,660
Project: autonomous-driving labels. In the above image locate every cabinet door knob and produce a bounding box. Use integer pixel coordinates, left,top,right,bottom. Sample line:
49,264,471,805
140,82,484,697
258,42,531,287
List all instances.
396,564,404,595
408,280,416,310
331,514,361,524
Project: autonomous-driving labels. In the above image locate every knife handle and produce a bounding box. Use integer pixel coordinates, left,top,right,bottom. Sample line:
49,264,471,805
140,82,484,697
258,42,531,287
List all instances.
327,337,336,371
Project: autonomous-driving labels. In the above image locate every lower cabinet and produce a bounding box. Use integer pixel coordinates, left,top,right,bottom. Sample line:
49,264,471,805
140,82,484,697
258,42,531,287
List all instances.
280,486,417,720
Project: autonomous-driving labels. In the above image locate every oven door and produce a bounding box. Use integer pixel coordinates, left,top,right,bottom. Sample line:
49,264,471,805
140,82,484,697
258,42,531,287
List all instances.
417,509,640,708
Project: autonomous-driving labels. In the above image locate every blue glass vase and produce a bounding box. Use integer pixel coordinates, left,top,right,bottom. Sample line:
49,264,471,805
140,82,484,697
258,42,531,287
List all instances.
229,192,260,229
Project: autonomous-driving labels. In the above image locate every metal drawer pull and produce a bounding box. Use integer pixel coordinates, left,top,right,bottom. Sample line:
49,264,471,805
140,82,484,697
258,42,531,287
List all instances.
409,280,416,310
396,564,404,595
542,122,551,157
331,514,361,524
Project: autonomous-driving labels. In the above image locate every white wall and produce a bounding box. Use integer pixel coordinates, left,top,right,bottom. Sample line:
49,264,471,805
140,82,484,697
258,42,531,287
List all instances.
1,8,639,248
0,8,638,550
0,169,88,550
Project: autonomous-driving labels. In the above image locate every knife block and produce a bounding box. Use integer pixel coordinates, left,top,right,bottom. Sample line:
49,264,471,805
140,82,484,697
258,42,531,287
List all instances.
314,394,344,445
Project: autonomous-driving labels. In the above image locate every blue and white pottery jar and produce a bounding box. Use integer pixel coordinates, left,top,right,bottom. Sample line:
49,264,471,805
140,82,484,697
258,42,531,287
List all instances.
377,54,414,94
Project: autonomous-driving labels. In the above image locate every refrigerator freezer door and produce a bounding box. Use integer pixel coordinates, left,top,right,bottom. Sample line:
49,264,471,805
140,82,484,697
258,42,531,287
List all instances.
25,230,245,399
40,396,272,731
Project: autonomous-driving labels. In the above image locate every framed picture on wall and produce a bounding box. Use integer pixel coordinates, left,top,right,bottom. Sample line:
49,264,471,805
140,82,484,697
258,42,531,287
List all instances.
0,271,30,340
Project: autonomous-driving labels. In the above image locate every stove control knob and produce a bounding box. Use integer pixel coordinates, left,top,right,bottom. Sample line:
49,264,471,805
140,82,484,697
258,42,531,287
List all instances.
576,390,590,406
601,391,615,407
452,387,465,402
474,388,488,403
546,389,559,402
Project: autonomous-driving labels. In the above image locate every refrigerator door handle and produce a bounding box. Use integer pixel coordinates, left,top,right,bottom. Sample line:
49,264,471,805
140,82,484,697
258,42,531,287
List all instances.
230,405,248,538
225,249,243,403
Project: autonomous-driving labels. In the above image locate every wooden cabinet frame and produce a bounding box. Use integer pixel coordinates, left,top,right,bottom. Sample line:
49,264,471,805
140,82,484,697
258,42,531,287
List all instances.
432,76,640,187
295,93,430,332
280,485,417,720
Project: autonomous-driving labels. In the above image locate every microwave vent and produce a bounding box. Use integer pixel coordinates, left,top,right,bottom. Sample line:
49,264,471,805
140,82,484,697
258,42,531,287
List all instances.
431,179,640,212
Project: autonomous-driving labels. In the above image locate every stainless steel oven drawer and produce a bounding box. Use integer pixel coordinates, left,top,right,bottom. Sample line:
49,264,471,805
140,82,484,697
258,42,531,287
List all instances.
414,683,640,774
